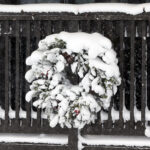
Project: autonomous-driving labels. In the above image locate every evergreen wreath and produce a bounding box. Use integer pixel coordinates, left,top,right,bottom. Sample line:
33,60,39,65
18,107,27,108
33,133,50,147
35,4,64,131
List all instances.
25,32,121,129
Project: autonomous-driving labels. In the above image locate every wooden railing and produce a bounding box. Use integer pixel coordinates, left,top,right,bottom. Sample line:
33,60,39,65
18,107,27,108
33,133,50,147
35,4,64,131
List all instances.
0,12,149,150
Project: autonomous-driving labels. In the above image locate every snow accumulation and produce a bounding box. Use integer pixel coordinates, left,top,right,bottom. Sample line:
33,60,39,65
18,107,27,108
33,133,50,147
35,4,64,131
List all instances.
37,32,112,60
0,133,68,144
0,3,150,15
1,132,150,148
145,125,150,137
79,134,150,147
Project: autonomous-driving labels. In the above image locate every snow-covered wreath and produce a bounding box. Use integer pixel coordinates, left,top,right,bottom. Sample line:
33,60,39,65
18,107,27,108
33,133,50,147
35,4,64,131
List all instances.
25,32,121,129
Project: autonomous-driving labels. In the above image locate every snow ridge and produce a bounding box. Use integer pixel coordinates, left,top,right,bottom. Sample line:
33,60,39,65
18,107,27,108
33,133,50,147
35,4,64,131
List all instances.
0,3,150,15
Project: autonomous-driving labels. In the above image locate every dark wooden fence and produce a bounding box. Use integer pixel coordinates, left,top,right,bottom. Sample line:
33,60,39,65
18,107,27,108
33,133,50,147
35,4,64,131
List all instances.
0,12,149,150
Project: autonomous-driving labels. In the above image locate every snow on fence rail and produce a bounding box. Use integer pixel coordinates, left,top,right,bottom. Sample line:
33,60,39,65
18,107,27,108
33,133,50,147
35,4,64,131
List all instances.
1,3,150,15
0,11,149,150
0,133,68,144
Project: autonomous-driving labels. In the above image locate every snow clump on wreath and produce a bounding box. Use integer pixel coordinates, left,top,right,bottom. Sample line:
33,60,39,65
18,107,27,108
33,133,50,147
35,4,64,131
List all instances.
25,32,121,129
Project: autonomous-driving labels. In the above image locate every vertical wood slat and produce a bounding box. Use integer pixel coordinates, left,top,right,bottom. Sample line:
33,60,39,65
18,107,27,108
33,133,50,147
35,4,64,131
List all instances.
98,21,101,33
107,98,113,129
47,20,51,35
68,129,78,150
68,20,79,32
19,21,26,126
8,22,12,118
0,21,5,111
130,20,135,128
105,21,114,40
25,20,31,127
148,21,150,127
79,20,91,33
119,21,124,127
141,21,146,126
64,20,79,32
15,20,20,127
19,21,25,110
35,21,41,127
52,21,62,33
4,20,9,127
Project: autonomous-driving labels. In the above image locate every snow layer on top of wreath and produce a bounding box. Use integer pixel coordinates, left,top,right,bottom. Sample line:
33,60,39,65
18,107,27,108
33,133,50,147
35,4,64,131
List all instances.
28,32,119,79
0,3,150,15
38,31,112,58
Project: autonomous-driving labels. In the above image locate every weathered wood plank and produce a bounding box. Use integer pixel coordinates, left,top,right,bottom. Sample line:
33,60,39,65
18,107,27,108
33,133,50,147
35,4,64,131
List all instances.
130,20,135,129
141,21,147,126
15,20,20,127
25,20,31,127
83,145,150,150
35,21,41,128
119,20,124,128
4,20,9,127
0,13,150,21
68,129,78,150
0,143,68,150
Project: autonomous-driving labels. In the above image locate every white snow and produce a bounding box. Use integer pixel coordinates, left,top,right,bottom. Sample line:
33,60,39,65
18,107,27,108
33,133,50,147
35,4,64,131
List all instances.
145,125,150,138
56,61,65,72
0,130,150,148
39,32,112,59
19,108,27,118
89,58,120,77
123,105,130,121
0,133,68,145
26,50,44,66
0,3,150,15
50,115,59,128
1,131,150,149
25,90,37,102
100,110,108,122
91,77,105,95
77,129,150,149
111,107,119,122
79,135,150,147
0,107,5,119
25,70,35,83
